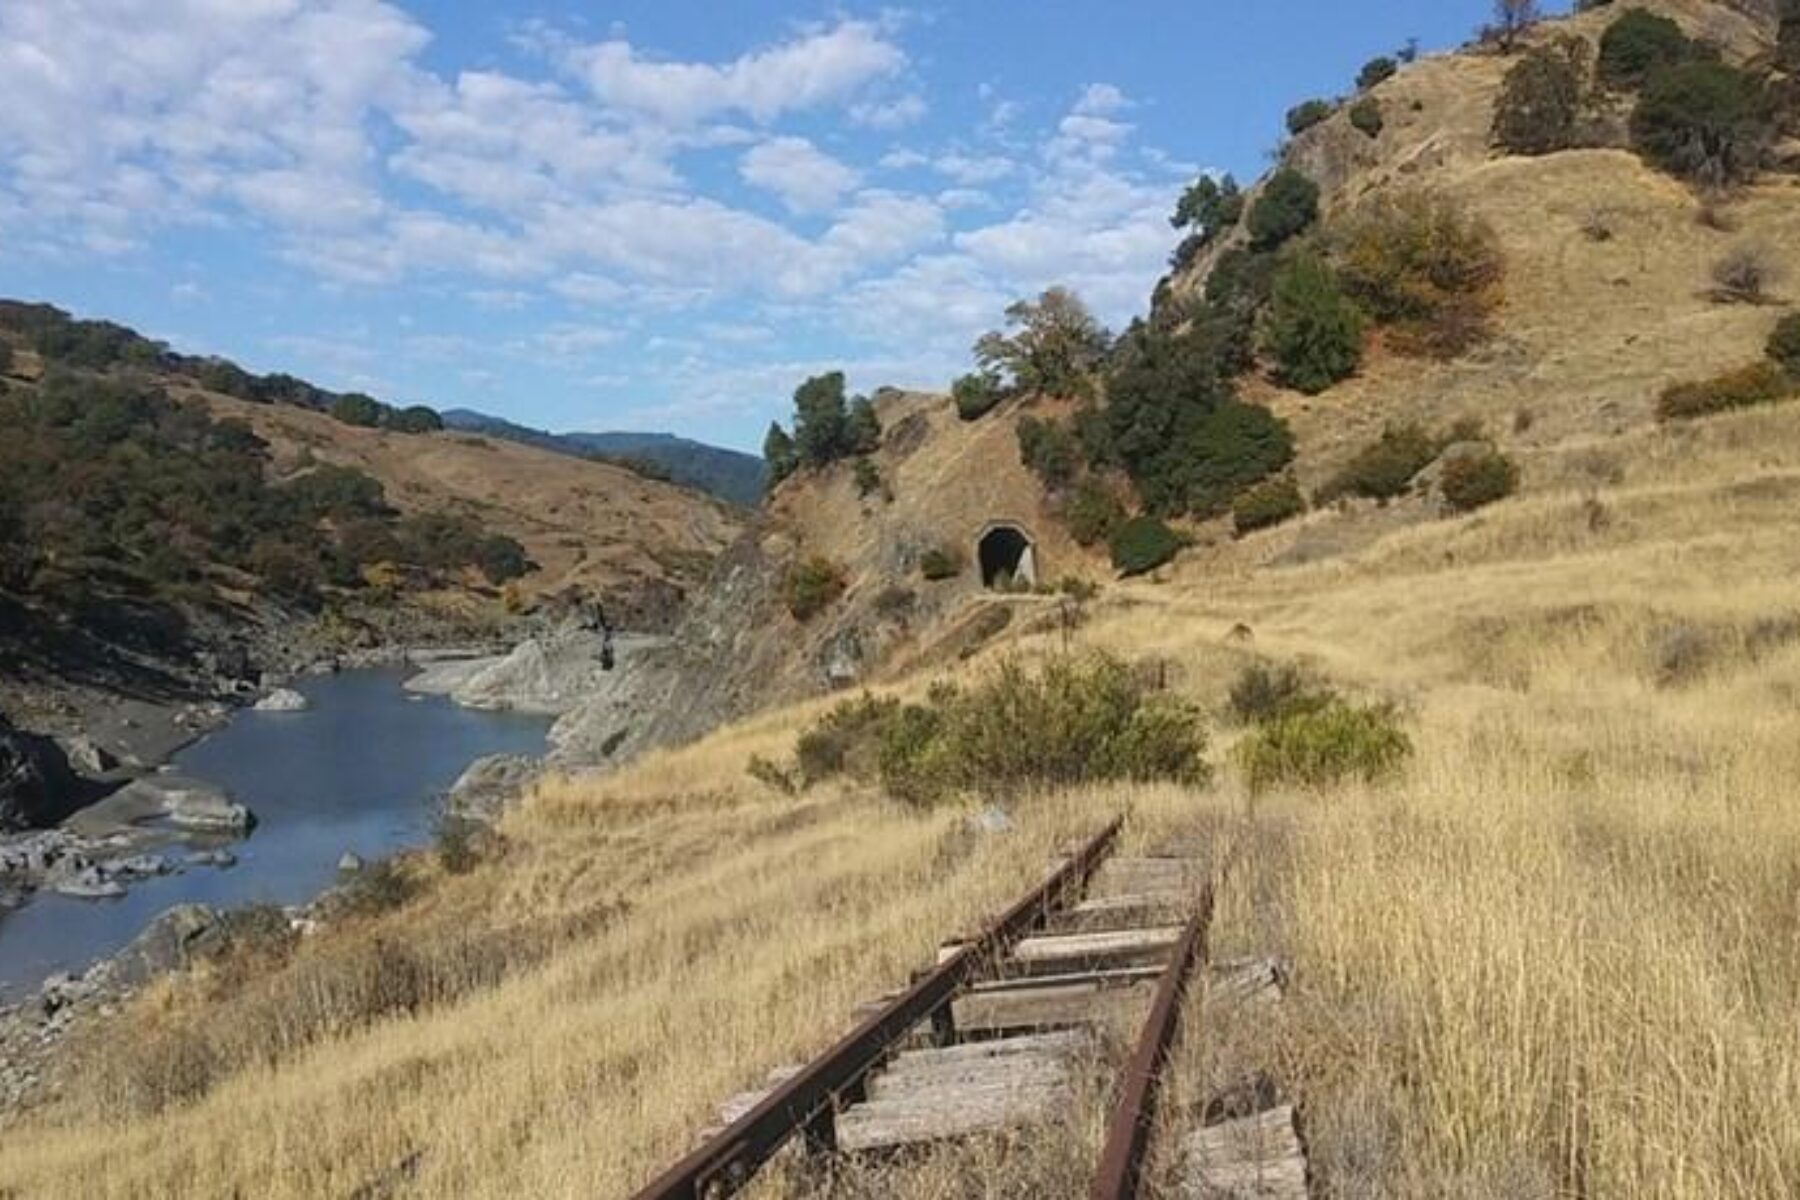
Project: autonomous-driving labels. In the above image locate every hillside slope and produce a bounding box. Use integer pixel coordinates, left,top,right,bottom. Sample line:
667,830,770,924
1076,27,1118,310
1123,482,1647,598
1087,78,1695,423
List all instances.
441,409,767,508
7,3,1800,1197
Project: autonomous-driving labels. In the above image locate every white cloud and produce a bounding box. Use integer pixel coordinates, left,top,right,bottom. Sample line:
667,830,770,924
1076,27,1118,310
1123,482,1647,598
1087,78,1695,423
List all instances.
932,153,1015,185
1074,83,1131,116
850,93,927,130
566,20,904,126
739,137,860,214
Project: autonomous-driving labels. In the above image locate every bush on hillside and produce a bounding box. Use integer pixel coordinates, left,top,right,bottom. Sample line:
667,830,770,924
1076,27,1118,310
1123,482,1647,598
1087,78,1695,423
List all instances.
1709,244,1783,304
1264,253,1365,394
1286,99,1335,136
1247,169,1321,250
853,456,884,500
783,556,846,621
1205,247,1281,315
953,371,1006,421
383,405,444,434
879,656,1211,805
1358,56,1399,90
1440,448,1520,512
795,693,899,785
1597,8,1698,89
1109,516,1183,576
1065,477,1127,547
919,543,965,581
1769,313,1800,379
1318,423,1440,503
1631,61,1774,187
1016,416,1082,490
330,393,382,428
1232,477,1306,536
1332,191,1504,358
1228,662,1332,725
1234,699,1412,792
1655,361,1794,420
1104,320,1293,516
1349,98,1385,138
1492,38,1590,155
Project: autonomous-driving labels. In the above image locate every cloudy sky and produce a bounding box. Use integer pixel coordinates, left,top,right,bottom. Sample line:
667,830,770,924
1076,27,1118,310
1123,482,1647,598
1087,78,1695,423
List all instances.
0,0,1521,451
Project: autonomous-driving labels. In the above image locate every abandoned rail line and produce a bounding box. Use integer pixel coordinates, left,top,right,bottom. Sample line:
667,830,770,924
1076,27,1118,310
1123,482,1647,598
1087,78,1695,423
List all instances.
627,816,1308,1199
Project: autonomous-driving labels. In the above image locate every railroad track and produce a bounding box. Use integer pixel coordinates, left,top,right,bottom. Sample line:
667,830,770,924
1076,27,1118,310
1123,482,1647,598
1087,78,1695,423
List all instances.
629,817,1306,1199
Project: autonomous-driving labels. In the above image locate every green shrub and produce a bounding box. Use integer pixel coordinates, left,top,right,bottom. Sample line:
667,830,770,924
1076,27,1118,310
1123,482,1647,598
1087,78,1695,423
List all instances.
795,693,900,785
1065,477,1126,546
878,656,1211,805
763,422,798,485
1440,449,1519,512
1769,313,1800,380
1631,61,1774,187
1227,662,1332,724
1234,699,1412,792
1232,477,1306,536
383,405,443,434
1016,416,1082,489
336,858,417,918
330,393,383,428
1171,174,1245,242
1358,56,1398,90
1286,99,1335,136
1598,8,1696,89
1110,516,1183,576
1655,361,1794,420
1247,169,1321,250
1319,423,1439,502
1492,38,1589,155
746,754,798,795
435,814,488,876
853,456,883,500
1264,253,1365,394
1332,191,1504,359
1349,98,1384,138
920,543,965,581
783,556,846,621
953,371,1006,420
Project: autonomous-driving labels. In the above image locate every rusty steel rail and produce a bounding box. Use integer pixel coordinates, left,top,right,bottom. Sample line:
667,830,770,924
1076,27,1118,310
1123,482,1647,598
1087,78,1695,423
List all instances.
630,815,1124,1200
1089,881,1217,1200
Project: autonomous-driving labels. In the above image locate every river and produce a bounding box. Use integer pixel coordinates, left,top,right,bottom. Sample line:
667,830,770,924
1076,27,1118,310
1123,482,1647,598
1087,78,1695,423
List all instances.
0,667,549,1000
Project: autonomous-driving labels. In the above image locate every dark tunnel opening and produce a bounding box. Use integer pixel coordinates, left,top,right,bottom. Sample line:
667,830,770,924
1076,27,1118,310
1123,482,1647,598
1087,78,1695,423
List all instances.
978,525,1036,589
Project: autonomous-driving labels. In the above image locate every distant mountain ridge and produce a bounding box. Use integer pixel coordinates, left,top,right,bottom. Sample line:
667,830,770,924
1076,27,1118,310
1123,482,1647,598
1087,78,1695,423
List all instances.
443,409,766,507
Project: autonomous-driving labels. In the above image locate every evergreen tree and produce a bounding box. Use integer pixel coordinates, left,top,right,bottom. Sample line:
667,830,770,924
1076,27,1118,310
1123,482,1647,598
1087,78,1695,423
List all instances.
846,395,882,455
763,421,798,484
791,371,850,466
1264,253,1366,394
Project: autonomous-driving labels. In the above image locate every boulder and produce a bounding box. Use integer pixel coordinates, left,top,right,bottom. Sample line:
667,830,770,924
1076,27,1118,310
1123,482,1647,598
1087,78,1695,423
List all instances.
446,754,541,824
338,852,365,873
58,735,118,777
105,904,222,989
53,867,126,900
102,775,256,833
252,688,309,713
0,717,81,832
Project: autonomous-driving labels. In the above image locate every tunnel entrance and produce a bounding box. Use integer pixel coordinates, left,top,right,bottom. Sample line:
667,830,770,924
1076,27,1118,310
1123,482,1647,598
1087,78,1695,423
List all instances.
978,524,1037,590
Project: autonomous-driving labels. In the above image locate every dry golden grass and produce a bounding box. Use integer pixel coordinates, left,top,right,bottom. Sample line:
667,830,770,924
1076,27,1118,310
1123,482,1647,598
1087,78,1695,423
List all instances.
5,392,1800,1197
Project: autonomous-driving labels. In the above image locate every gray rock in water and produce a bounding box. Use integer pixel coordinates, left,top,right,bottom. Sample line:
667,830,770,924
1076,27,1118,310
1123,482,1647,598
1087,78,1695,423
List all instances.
252,688,310,713
446,754,541,825
338,852,364,873
113,854,173,879
105,904,223,989
0,717,81,832
105,776,256,834
186,848,237,869
54,867,126,900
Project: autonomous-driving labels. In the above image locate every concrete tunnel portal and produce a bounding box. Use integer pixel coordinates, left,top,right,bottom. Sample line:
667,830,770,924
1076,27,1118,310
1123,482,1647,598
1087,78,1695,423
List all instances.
978,523,1037,590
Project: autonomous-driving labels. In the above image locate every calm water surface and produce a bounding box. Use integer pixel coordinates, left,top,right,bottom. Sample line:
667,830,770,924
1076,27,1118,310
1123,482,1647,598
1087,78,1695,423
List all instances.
0,667,548,999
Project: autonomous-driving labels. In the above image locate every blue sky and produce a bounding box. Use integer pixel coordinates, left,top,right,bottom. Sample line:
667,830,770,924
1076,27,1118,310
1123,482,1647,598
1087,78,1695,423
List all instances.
0,0,1558,452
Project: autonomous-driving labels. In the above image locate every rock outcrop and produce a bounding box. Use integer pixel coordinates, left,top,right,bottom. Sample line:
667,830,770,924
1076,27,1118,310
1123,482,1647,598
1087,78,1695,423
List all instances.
252,688,309,713
0,716,81,832
446,753,542,824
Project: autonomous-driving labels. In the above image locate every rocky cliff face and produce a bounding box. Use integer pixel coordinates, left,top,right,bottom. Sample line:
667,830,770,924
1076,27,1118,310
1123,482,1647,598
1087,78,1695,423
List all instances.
0,718,80,832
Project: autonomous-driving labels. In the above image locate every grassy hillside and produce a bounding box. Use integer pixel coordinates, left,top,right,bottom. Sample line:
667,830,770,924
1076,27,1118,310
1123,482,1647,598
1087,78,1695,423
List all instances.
5,2,1800,1196
442,409,768,508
